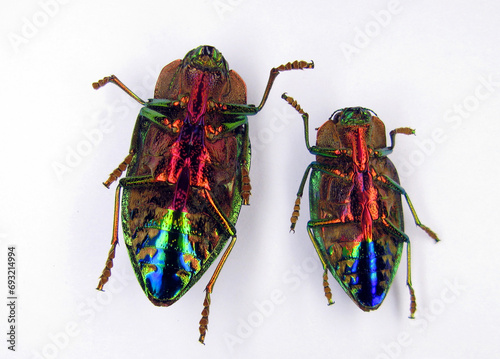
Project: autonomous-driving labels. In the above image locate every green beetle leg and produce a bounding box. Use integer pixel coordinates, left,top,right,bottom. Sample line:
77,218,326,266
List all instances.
380,175,440,242
375,127,415,157
290,163,313,232
198,189,238,345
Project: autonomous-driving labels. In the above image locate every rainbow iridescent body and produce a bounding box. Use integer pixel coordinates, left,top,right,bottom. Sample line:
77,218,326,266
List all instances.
93,46,313,343
283,95,439,316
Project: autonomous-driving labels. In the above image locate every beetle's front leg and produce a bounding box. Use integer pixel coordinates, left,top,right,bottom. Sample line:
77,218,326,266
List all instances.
256,60,314,111
281,93,314,152
375,127,415,157
93,75,146,105
282,93,354,159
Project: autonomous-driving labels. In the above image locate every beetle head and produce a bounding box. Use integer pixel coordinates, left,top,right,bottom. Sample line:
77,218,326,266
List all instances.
328,107,381,151
182,45,230,77
330,107,376,126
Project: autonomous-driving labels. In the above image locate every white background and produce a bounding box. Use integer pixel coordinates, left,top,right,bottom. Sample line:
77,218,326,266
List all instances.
1,0,499,358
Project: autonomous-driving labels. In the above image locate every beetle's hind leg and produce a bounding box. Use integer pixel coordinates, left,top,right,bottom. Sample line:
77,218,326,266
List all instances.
406,237,417,318
306,222,337,306
379,218,417,318
97,184,122,291
199,235,237,344
198,190,238,344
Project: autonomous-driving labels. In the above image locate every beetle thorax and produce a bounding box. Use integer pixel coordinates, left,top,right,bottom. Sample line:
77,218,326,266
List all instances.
343,125,370,172
187,73,210,125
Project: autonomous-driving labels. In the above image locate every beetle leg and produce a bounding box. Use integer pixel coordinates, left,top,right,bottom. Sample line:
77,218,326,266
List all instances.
92,75,146,105
380,175,440,242
290,163,313,232
282,94,356,159
97,184,122,291
256,60,314,111
240,123,251,205
379,218,417,318
198,189,238,344
406,238,417,318
306,223,336,305
323,268,334,306
97,175,159,291
103,150,135,188
199,235,237,344
241,166,251,205
282,93,314,152
375,127,415,157
214,61,313,117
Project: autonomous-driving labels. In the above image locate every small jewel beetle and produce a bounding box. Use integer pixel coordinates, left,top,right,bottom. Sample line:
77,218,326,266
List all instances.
93,46,313,343
282,93,439,317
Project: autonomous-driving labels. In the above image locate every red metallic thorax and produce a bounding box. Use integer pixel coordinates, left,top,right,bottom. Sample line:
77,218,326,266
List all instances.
187,72,209,125
158,72,213,211
345,126,379,241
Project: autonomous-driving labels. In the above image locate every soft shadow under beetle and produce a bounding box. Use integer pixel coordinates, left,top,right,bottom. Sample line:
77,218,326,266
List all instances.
282,93,439,317
93,46,313,343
